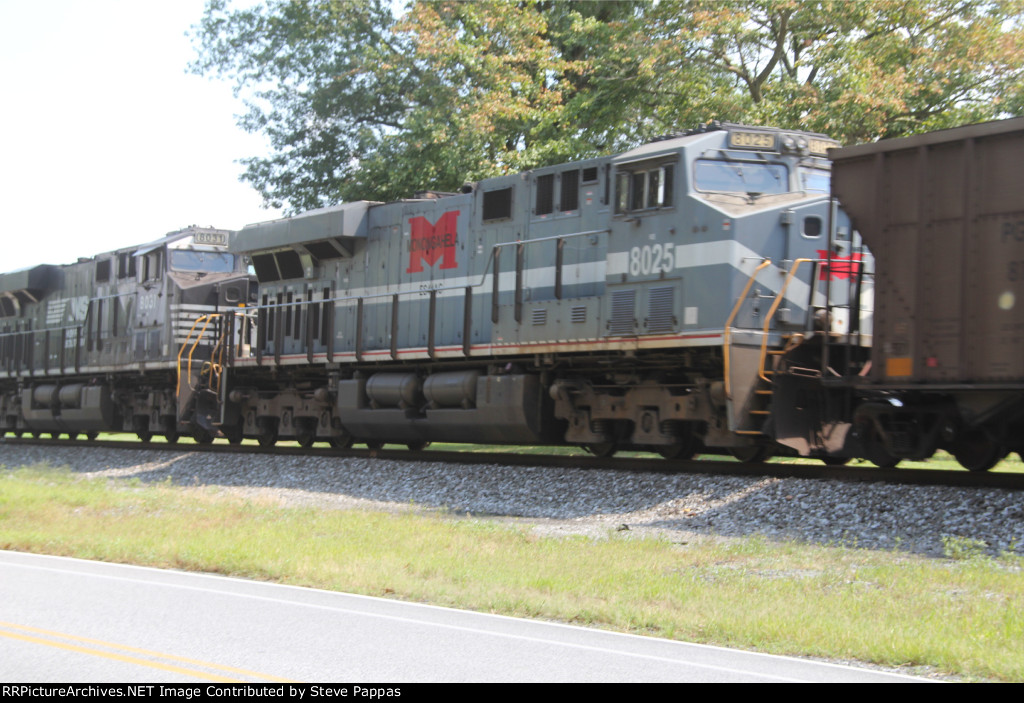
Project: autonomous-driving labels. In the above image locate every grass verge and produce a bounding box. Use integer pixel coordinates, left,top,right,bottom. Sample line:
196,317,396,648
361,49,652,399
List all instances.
1,464,1022,681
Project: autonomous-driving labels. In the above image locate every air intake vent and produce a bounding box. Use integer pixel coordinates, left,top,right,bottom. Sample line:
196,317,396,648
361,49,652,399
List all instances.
646,286,675,333
608,290,636,336
531,308,547,326
571,306,587,323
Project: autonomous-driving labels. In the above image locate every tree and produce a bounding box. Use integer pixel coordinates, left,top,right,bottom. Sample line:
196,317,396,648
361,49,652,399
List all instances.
191,0,1024,211
654,0,1024,142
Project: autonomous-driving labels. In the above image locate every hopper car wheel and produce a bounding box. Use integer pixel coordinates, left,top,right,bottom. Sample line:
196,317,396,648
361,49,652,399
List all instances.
86,432,98,441
728,445,772,463
365,440,384,450
32,432,41,439
406,441,430,451
951,430,1006,473
66,433,79,441
585,443,617,458
820,456,851,466
864,444,899,469
136,430,152,443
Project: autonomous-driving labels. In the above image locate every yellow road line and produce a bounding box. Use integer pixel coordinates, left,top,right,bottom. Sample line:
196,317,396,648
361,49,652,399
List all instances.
0,621,298,683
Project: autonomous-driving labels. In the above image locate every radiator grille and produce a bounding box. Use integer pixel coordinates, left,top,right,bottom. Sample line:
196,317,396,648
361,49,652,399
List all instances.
646,286,675,333
608,290,636,336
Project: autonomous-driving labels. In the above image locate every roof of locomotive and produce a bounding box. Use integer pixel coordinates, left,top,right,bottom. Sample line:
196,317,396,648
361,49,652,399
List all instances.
231,201,376,254
0,264,61,298
134,226,234,256
613,122,837,163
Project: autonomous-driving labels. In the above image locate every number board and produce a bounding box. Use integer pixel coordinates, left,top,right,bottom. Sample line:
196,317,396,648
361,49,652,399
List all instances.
807,138,839,156
192,231,228,247
728,131,776,150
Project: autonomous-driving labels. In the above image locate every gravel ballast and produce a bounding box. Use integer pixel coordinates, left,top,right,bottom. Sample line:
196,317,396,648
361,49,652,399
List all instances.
3,445,1022,558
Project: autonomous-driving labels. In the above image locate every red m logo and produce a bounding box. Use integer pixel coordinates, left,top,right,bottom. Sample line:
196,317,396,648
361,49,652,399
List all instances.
816,250,863,280
407,211,460,274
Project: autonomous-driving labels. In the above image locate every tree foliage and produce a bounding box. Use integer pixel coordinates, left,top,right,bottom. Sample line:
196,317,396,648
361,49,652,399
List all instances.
191,0,1024,211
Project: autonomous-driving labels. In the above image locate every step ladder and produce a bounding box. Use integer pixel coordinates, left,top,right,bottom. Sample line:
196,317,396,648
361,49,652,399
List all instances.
175,313,228,432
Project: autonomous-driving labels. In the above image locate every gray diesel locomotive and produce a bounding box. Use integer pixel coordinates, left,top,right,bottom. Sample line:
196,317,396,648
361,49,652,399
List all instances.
0,121,878,463
221,122,866,460
0,227,256,442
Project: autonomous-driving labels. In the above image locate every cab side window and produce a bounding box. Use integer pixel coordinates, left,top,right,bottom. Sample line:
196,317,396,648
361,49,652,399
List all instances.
615,163,674,214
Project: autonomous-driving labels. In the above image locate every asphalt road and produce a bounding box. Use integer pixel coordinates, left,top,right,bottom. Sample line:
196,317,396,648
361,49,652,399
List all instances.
0,550,927,683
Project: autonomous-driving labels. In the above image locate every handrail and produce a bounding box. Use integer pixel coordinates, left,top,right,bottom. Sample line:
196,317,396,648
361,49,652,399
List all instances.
722,259,772,400
244,228,611,315
757,258,814,383
175,314,225,401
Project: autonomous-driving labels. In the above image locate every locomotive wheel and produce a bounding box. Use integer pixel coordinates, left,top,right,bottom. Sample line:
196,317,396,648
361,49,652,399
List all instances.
162,418,179,444
820,456,851,466
728,445,772,463
951,429,1006,473
133,417,152,444
406,441,431,451
658,436,699,460
192,428,215,445
294,418,317,448
585,442,617,458
329,433,354,449
256,419,278,448
223,425,244,445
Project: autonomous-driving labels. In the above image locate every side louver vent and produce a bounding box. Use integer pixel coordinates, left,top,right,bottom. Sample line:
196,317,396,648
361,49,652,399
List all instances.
608,289,636,336
531,308,547,326
646,286,675,333
571,306,587,323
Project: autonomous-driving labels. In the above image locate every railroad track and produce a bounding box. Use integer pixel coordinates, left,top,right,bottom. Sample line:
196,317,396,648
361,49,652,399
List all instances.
3,435,1023,492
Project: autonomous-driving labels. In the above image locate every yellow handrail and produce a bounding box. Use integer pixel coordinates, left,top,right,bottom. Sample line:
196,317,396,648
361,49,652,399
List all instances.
175,314,225,400
757,258,814,383
723,259,772,400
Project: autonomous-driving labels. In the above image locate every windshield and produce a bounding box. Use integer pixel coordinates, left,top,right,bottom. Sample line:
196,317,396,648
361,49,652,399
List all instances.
695,159,788,195
799,167,830,194
169,250,236,273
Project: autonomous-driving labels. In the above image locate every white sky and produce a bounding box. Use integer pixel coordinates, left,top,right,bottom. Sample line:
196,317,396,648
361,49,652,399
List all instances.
0,0,282,273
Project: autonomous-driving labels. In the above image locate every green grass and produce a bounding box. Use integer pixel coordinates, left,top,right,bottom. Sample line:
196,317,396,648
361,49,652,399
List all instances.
1,463,1022,681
